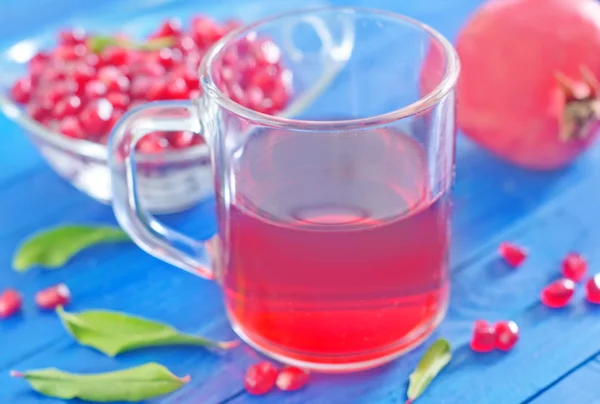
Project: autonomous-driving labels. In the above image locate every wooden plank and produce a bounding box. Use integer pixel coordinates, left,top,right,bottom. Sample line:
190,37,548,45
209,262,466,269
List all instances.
529,358,600,404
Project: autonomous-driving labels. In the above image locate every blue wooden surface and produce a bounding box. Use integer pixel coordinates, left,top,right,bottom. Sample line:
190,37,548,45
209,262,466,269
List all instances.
1,0,599,403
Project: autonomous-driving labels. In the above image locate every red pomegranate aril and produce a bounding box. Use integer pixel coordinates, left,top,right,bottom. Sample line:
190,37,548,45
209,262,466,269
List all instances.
165,77,190,100
146,80,168,101
59,116,85,139
55,44,88,61
172,66,200,89
152,18,182,39
84,53,101,69
27,104,49,122
29,51,50,70
175,35,197,55
11,77,32,103
541,278,576,308
71,63,96,88
137,132,169,153
586,274,600,304
562,253,587,282
190,16,225,49
84,79,108,100
494,321,519,351
253,39,281,66
102,46,130,66
0,289,22,319
244,361,278,396
106,92,130,110
54,95,82,119
168,131,196,148
97,66,130,93
246,86,265,111
470,320,496,353
498,242,527,268
80,98,114,136
155,48,183,70
35,283,71,310
59,28,86,45
276,366,309,391
132,62,165,78
249,70,277,92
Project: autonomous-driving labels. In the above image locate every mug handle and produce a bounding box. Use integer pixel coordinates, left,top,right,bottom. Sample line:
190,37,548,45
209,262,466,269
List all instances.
108,99,214,280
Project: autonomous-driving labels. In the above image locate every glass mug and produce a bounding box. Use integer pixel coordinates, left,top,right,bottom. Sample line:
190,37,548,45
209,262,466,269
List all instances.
109,7,459,372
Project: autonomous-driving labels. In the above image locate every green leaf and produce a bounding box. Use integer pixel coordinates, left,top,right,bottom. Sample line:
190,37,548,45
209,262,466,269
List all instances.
11,363,189,402
406,339,451,403
13,225,130,272
57,307,238,357
87,35,176,53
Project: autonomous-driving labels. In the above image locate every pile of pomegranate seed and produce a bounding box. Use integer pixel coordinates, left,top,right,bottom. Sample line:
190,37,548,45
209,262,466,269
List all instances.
470,320,519,353
0,283,72,319
244,362,309,395
9,16,292,152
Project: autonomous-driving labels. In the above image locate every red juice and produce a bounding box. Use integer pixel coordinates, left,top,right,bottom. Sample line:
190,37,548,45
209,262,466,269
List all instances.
217,127,451,369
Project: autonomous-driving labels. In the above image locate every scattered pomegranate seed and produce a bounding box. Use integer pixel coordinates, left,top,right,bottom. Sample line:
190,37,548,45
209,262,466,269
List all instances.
276,366,309,391
541,278,576,308
494,321,519,351
35,283,71,310
562,253,587,282
0,289,23,319
498,242,527,268
585,274,600,304
244,361,278,396
470,320,496,353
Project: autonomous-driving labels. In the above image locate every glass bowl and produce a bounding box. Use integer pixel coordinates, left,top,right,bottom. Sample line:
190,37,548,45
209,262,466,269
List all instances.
0,0,330,214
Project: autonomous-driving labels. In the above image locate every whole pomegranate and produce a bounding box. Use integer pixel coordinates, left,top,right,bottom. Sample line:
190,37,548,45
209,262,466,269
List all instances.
445,0,600,170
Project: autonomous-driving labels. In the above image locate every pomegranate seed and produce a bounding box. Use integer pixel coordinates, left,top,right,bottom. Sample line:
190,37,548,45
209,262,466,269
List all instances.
244,361,278,396
586,274,600,304
276,366,309,391
168,131,196,148
84,79,108,100
0,289,22,319
35,283,71,310
174,35,197,55
152,18,182,38
137,132,169,153
494,321,519,351
54,44,88,61
541,278,576,308
59,28,86,45
80,98,114,137
70,63,96,88
146,80,168,101
498,242,527,268
106,92,130,110
470,320,496,353
11,77,32,103
59,116,85,139
165,77,190,100
54,95,82,119
562,253,587,282
245,86,265,111
191,16,225,49
97,66,130,93
102,46,130,66
154,48,182,70
27,104,49,122
84,53,101,69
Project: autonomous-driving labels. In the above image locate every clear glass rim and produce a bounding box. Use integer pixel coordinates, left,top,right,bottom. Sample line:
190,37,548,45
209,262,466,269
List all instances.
200,6,460,131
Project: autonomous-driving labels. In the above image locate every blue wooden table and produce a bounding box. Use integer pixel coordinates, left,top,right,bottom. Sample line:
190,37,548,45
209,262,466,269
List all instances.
2,0,600,403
